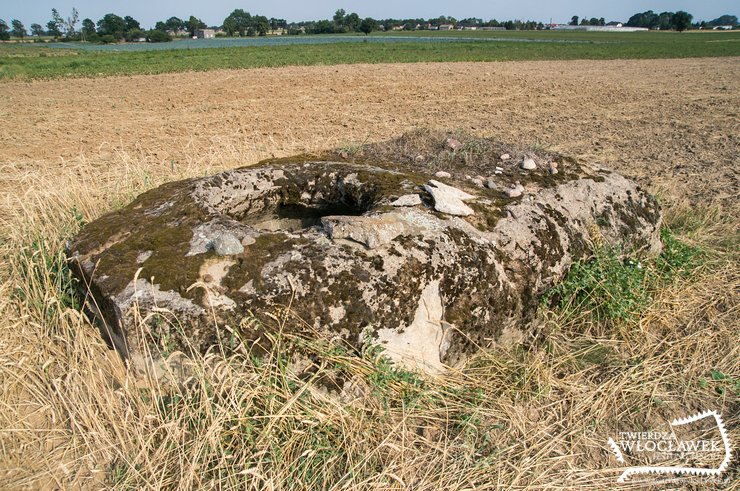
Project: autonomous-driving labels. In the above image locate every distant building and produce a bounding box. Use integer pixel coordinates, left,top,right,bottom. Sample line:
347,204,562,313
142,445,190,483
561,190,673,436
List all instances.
195,29,215,39
713,25,734,30
480,26,506,31
438,24,454,30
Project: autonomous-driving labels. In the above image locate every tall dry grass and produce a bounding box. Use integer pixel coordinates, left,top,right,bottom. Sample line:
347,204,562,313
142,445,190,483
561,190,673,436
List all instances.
0,149,737,490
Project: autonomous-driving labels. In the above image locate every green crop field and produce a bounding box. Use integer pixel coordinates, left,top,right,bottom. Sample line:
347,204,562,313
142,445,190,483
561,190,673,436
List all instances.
0,30,738,80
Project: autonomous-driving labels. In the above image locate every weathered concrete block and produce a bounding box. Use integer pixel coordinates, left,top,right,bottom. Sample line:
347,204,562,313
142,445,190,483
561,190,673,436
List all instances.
67,141,661,374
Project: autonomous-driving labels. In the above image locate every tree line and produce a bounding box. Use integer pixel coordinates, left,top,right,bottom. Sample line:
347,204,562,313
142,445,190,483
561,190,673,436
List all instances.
626,12,738,30
1,8,737,42
0,9,219,43
624,10,693,31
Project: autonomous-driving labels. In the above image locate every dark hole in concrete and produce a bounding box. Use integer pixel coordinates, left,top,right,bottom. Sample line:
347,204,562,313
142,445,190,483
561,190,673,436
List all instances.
253,200,369,233
277,202,365,227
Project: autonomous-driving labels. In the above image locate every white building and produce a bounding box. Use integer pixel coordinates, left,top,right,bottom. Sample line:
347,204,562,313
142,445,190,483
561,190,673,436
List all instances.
195,29,216,39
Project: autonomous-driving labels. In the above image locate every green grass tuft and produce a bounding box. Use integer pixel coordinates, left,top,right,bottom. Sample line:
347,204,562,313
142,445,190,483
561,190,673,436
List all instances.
543,228,704,323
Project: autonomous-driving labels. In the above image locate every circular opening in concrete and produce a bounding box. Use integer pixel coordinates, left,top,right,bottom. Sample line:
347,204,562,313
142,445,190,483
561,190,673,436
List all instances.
253,202,368,232
197,167,388,232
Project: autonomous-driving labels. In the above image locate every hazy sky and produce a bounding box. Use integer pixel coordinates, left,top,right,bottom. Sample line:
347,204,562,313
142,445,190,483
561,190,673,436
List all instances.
1,1,736,29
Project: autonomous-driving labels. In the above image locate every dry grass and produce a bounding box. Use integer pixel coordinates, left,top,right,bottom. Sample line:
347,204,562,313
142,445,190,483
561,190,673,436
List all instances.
0,138,737,490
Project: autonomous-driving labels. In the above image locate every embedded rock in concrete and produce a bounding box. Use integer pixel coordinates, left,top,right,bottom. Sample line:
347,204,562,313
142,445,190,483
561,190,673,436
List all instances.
375,280,451,373
322,214,407,249
67,143,662,375
213,233,244,256
391,194,422,207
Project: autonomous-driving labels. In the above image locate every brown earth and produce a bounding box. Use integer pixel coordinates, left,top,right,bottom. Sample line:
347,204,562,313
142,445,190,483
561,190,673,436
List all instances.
1,58,738,208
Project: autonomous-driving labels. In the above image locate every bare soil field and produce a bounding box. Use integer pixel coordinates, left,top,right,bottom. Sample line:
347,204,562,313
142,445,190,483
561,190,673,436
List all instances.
1,58,738,206
0,59,738,489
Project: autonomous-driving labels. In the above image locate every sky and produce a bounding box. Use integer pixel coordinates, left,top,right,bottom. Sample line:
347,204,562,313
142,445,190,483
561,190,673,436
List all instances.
1,1,736,29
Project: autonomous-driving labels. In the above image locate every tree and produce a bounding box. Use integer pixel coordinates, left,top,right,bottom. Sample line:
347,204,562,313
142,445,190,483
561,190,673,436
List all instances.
333,9,346,31
569,16,579,26
47,8,65,37
66,7,79,37
657,12,674,30
345,12,361,32
30,23,44,37
223,9,252,36
52,8,65,32
312,19,335,34
185,16,206,36
626,10,659,29
253,15,269,36
124,16,141,33
46,20,62,37
359,17,378,35
222,17,237,36
125,29,145,42
146,29,172,42
269,18,287,31
672,11,692,31
11,19,26,38
707,15,738,27
165,17,185,33
97,14,126,39
81,18,96,37
0,19,10,40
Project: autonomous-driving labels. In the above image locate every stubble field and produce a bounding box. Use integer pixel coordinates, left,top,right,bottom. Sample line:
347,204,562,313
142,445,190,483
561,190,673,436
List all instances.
2,58,737,204
0,58,738,489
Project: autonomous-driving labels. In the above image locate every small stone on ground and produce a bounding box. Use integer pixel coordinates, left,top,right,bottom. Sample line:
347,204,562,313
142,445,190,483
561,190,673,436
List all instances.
445,138,463,150
521,158,537,170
